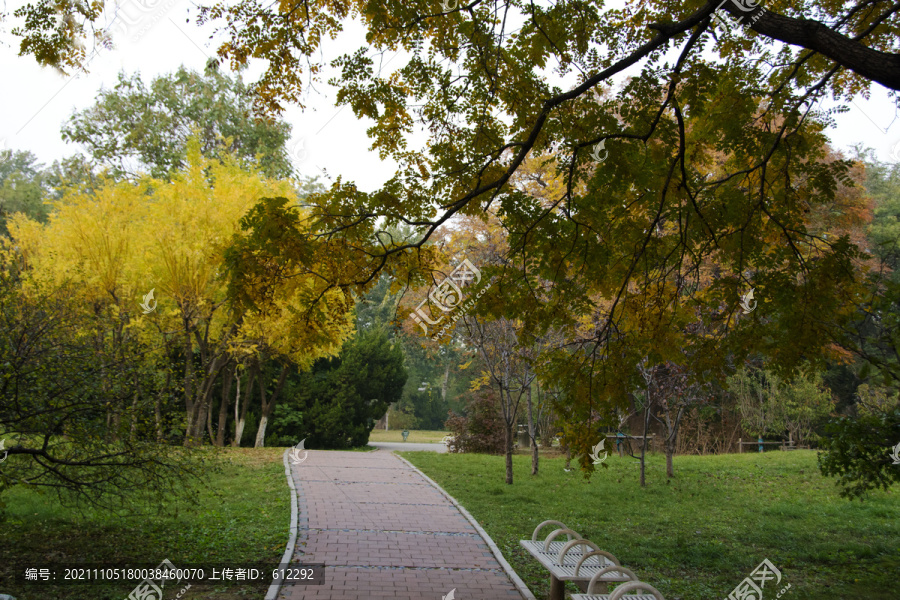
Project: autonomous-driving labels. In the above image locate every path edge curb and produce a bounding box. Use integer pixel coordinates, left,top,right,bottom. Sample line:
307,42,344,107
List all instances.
393,453,537,600
264,449,300,600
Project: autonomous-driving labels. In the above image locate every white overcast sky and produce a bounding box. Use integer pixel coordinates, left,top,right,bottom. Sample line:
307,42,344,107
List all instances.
1,0,898,193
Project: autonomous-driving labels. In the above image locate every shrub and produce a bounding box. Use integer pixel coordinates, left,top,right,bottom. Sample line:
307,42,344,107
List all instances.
818,407,900,499
387,405,419,430
445,389,505,454
274,328,407,449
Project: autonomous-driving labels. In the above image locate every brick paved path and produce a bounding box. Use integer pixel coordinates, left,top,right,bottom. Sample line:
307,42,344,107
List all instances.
277,448,526,600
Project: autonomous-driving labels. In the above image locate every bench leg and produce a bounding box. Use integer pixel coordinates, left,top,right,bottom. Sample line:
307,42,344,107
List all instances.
550,575,565,600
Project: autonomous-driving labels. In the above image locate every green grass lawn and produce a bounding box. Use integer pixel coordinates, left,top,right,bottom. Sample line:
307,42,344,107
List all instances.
0,448,291,600
368,428,449,443
402,450,900,600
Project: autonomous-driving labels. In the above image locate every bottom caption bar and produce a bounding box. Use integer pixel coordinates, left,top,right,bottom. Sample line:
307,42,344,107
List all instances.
14,560,325,586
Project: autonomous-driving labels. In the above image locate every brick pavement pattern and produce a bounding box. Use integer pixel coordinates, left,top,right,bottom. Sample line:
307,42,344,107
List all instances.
278,449,526,600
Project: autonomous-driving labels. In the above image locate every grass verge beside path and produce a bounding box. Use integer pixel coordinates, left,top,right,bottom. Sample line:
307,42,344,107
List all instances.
402,450,900,600
368,429,449,443
1,448,290,600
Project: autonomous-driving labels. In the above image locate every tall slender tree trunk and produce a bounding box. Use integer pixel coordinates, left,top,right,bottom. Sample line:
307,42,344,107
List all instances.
154,393,163,442
233,364,256,447
255,364,289,448
183,327,196,445
441,360,451,405
187,354,228,443
216,363,234,447
206,392,215,444
129,381,140,442
155,368,170,442
500,384,515,485
637,361,655,487
526,381,538,475
664,404,685,478
505,420,514,485
640,392,653,487
194,394,210,444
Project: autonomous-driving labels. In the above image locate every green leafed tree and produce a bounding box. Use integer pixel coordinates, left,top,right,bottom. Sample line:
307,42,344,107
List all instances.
0,149,52,236
281,327,408,449
818,407,900,499
60,66,294,180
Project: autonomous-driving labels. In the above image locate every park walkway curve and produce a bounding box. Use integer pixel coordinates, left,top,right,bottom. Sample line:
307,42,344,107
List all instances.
275,447,532,600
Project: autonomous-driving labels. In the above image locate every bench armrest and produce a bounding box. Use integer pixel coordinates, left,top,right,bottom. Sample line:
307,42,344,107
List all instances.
542,528,583,552
584,565,638,591
575,550,626,575
531,520,570,541
556,538,601,564
608,581,666,600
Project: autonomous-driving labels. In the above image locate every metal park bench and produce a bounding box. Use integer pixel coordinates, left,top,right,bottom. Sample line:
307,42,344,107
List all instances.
520,521,638,600
737,438,799,452
571,579,667,600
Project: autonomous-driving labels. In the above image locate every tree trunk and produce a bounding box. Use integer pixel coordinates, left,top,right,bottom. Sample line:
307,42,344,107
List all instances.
640,395,652,487
233,365,256,447
206,391,215,444
665,406,685,478
183,328,195,444
526,380,538,475
216,363,234,447
194,393,210,444
665,440,674,478
129,373,140,442
254,364,290,448
154,392,164,442
637,361,654,487
441,360,451,404
187,353,229,444
505,421,514,485
255,414,269,448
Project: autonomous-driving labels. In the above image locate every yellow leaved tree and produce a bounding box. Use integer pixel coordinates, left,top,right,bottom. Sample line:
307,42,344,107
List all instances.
8,137,354,446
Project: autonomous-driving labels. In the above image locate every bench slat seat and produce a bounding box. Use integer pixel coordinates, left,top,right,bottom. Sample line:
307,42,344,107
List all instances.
572,580,667,600
519,540,605,565
552,564,635,581
519,542,627,578
570,595,660,600
520,521,640,600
